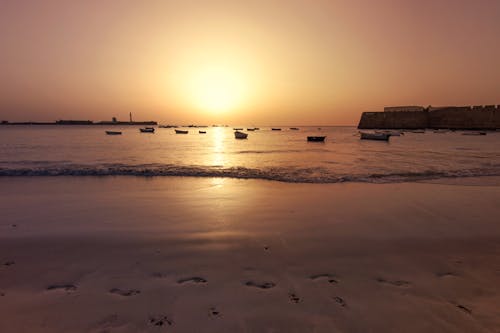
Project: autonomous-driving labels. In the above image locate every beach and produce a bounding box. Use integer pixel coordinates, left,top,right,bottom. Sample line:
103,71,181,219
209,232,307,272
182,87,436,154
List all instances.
1,176,500,332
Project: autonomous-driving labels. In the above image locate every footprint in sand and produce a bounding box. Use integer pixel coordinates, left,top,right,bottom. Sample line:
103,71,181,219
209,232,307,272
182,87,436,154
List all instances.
149,315,173,327
109,288,140,297
333,296,347,307
456,304,472,314
209,306,221,318
436,272,458,278
309,274,338,284
244,281,276,289
177,277,207,284
46,284,77,292
288,292,300,303
3,261,15,266
376,278,411,287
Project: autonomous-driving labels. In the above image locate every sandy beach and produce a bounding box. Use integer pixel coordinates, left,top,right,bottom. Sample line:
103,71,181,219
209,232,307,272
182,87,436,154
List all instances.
1,177,500,332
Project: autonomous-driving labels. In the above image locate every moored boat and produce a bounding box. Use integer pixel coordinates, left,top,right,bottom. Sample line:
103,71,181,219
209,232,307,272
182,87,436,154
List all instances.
139,127,155,133
175,129,188,134
307,136,326,142
271,128,282,131
359,132,390,141
247,128,255,131
105,131,122,135
375,130,403,136
234,131,248,139
233,127,243,130
290,127,299,130
199,130,206,134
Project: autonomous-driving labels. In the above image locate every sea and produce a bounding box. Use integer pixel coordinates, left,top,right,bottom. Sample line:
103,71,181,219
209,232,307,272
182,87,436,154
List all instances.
1,126,500,184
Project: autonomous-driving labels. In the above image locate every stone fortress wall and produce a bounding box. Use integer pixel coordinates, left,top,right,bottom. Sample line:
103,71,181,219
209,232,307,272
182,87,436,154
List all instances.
358,105,500,129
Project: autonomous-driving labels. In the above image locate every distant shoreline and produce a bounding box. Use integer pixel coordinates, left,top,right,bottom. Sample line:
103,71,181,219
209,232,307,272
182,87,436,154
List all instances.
0,121,157,126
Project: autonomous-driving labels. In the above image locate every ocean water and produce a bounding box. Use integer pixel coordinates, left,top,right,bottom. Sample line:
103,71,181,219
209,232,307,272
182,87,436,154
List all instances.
1,125,500,183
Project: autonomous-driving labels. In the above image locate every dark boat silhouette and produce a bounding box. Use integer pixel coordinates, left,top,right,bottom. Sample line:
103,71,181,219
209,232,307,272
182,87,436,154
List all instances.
307,136,326,142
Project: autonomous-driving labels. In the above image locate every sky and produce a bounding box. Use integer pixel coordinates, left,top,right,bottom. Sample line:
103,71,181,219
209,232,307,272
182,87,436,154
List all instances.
0,0,499,125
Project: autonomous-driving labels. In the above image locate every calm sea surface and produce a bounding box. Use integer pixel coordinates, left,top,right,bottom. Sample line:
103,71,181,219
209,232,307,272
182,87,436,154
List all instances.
1,126,500,183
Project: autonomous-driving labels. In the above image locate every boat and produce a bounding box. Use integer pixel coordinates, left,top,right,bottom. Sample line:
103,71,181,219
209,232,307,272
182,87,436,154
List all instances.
233,128,243,130
271,128,281,131
307,136,326,142
234,131,248,139
139,127,155,133
375,130,404,136
175,129,188,134
105,131,122,135
290,127,299,130
199,130,206,134
359,132,390,141
159,125,176,128
462,131,487,136
247,128,255,131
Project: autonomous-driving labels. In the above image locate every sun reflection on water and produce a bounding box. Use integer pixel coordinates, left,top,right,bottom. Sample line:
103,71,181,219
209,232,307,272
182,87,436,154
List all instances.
211,127,226,167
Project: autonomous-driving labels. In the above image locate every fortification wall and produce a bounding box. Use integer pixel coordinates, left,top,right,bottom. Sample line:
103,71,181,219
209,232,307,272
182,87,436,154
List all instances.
358,105,500,129
358,111,428,129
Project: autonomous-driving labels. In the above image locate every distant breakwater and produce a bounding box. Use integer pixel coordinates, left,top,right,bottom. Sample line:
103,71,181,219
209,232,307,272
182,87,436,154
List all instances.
0,120,157,126
358,105,500,130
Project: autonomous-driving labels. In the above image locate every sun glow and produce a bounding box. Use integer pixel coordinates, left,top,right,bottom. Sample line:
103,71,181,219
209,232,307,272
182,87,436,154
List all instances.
189,67,247,113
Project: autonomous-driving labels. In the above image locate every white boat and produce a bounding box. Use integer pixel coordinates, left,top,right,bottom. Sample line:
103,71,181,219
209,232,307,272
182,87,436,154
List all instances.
360,132,390,141
234,131,248,139
375,130,403,136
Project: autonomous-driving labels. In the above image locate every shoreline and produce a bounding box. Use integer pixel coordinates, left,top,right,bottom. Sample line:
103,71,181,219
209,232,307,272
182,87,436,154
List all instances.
1,177,500,332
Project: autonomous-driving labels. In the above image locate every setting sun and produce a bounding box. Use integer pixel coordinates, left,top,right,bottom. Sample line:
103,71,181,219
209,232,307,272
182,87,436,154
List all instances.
189,66,247,113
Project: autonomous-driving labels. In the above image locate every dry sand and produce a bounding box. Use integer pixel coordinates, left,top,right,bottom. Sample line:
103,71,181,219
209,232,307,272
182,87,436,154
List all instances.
1,177,500,332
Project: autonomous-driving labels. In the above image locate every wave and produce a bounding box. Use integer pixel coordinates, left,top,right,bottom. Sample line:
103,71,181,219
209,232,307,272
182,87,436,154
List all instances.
1,163,500,183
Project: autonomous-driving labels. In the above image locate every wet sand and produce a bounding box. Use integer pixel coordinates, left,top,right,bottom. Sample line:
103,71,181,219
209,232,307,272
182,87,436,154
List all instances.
1,177,500,332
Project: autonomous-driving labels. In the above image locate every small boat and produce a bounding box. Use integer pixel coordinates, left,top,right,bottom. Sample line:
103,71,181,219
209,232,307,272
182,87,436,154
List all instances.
271,128,282,131
307,136,326,142
375,130,404,136
254,128,260,130
175,129,188,134
360,132,390,141
462,131,487,136
105,131,122,135
199,130,206,134
159,125,176,128
139,127,155,133
290,127,299,130
233,127,243,130
234,131,248,139
247,128,255,131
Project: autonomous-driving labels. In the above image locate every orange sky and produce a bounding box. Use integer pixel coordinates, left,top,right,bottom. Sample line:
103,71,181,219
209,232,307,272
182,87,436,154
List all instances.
1,0,499,125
